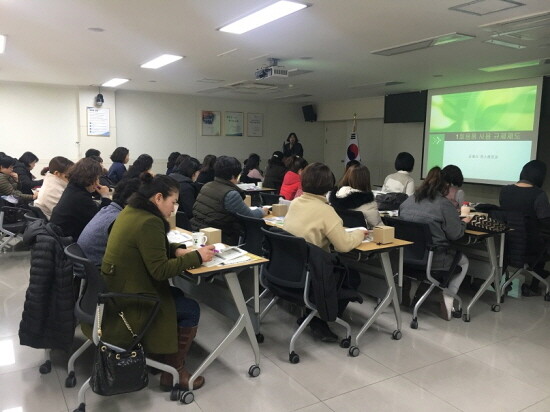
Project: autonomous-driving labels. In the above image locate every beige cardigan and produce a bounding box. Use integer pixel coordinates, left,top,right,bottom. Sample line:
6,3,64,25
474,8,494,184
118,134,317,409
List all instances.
283,192,364,253
34,172,68,219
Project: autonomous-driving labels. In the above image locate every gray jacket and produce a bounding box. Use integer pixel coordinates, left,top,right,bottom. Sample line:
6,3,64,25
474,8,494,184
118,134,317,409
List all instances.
399,193,465,269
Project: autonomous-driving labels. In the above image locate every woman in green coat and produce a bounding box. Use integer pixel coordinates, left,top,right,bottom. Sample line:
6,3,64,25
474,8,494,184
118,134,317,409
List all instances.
100,174,215,391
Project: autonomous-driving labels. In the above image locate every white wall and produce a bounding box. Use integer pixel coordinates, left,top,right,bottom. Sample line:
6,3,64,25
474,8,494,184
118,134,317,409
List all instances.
114,90,325,174
0,82,79,164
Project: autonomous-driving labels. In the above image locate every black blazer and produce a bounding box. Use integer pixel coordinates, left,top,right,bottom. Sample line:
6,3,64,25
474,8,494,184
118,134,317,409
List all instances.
13,161,43,194
50,182,111,240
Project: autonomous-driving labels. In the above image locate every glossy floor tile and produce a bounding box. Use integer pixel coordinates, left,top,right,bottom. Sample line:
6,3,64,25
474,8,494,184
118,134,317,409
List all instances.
3,253,550,411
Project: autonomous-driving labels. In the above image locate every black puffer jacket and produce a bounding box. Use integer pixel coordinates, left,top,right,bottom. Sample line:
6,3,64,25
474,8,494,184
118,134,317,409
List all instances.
19,220,76,351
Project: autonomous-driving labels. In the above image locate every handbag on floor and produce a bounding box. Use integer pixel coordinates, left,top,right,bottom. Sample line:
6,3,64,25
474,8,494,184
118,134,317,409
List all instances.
90,305,148,396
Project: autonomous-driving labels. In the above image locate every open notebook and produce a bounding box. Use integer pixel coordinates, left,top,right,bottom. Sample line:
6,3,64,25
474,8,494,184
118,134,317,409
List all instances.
202,243,252,267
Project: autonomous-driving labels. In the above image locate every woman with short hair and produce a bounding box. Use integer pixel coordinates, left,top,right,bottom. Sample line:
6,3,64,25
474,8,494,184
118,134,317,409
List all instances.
442,164,465,208
126,154,154,179
196,154,216,185
382,152,415,196
14,151,42,194
282,132,304,158
169,157,201,218
50,158,111,240
263,151,287,193
34,156,74,219
107,147,130,184
0,155,37,202
279,156,308,200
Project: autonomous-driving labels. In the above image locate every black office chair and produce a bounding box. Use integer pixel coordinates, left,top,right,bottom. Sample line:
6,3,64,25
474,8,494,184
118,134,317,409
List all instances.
237,213,269,256
384,217,463,329
64,244,182,411
28,204,49,221
0,200,27,252
260,193,282,206
490,210,550,301
334,208,367,228
260,228,352,363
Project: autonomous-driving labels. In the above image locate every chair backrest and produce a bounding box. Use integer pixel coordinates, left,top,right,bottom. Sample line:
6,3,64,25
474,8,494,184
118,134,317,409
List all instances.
490,209,537,268
334,208,367,228
28,205,48,221
24,212,41,223
236,213,268,256
240,175,261,184
384,216,432,267
64,243,106,325
261,227,308,289
260,193,281,206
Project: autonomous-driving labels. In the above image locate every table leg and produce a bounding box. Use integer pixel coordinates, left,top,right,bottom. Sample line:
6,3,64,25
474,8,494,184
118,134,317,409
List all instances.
398,247,404,303
186,271,260,394
465,236,498,319
353,252,401,347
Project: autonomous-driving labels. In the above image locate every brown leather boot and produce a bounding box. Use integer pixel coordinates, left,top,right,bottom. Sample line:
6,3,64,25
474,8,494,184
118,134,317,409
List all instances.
160,326,205,391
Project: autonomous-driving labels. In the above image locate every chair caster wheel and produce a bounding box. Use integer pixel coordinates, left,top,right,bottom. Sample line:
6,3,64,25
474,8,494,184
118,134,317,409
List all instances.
73,403,86,412
349,346,360,357
392,330,402,340
463,314,471,322
248,365,261,377
39,360,51,374
289,352,300,364
65,371,77,388
180,391,194,404
170,385,181,401
544,293,550,302
256,333,264,343
340,337,351,348
410,318,418,329
452,308,463,318
491,304,501,312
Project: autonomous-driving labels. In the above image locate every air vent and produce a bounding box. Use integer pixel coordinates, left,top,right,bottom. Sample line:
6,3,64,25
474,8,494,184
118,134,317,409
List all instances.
287,69,314,77
227,80,278,90
450,0,524,16
372,33,474,56
197,87,226,94
273,94,312,100
196,78,225,83
349,81,404,89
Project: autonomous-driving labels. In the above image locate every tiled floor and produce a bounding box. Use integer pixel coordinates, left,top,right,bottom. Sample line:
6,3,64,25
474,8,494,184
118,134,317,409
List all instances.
2,252,550,412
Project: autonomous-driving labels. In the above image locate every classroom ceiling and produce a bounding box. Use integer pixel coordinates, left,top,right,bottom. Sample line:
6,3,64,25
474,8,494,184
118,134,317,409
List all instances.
0,0,549,103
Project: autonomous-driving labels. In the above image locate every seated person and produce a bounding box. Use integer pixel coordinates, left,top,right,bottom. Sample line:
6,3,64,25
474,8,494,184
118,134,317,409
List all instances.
50,158,111,240
282,132,303,158
329,164,383,228
13,151,43,194
500,160,550,296
442,165,465,208
191,156,267,245
0,155,37,203
98,174,215,391
169,156,201,218
399,166,471,320
382,152,415,196
35,156,74,219
78,177,141,266
107,146,130,184
88,155,114,188
240,153,263,183
263,151,287,193
280,156,308,200
126,154,154,179
196,154,216,185
284,162,367,341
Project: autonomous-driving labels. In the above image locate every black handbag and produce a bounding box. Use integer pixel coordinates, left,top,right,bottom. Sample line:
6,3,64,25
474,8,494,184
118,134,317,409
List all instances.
90,306,148,396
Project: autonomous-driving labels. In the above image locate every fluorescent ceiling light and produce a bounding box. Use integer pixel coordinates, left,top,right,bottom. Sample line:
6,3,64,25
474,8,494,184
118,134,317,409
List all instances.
479,59,541,72
484,39,525,48
219,1,308,34
141,54,183,69
102,78,129,87
433,33,475,46
0,35,6,53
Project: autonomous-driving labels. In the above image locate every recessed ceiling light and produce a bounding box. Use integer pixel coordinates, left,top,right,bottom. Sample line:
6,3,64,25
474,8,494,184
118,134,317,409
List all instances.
102,78,129,87
484,39,525,49
479,59,542,72
141,54,183,69
88,27,105,32
433,33,475,46
0,35,6,53
219,1,309,34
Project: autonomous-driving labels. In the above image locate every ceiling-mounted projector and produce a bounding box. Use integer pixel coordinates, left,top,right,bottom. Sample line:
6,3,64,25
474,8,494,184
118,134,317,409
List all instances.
255,57,289,80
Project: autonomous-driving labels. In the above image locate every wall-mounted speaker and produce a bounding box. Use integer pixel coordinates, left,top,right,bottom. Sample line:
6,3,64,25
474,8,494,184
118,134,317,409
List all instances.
302,104,317,122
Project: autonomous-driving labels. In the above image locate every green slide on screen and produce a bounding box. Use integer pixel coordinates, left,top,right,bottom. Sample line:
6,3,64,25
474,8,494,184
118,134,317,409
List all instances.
427,134,444,170
429,85,537,133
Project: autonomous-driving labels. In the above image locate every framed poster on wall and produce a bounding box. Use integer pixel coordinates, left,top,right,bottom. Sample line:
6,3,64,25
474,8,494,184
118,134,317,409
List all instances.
224,111,244,136
87,107,110,136
247,113,263,137
201,110,221,136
